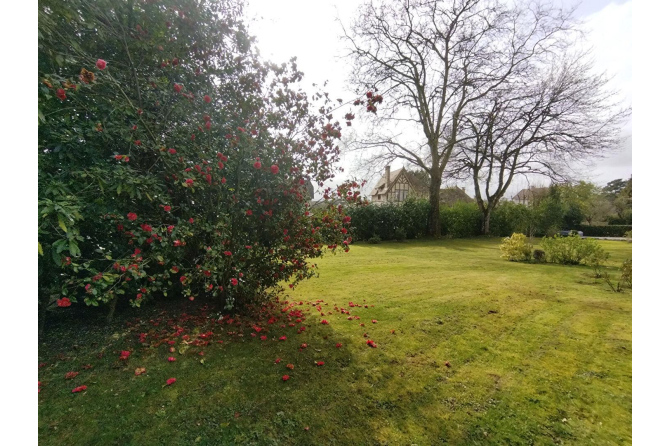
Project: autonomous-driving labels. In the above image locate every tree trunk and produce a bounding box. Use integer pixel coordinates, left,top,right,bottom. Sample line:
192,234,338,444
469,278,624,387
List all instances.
427,171,441,237
107,296,118,325
481,208,491,235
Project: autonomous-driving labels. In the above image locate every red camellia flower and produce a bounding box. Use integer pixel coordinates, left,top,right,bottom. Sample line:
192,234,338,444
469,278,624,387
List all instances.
173,83,183,93
179,276,187,283
316,361,324,366
205,121,211,130
321,319,329,325
57,297,72,307
166,378,176,386
163,205,171,212
56,88,67,101
134,140,142,146
217,161,224,169
65,371,79,379
275,358,282,364
372,319,377,324
253,161,261,169
185,179,194,187
270,164,279,174
204,95,211,103
246,209,252,216
221,177,227,184
72,385,87,393
119,351,131,360
172,58,179,66
168,357,176,362
335,343,342,348
300,343,308,349
96,59,107,70
168,148,177,154
286,364,294,370
282,375,290,381
230,278,238,286
189,218,194,224
260,335,267,341
279,336,287,341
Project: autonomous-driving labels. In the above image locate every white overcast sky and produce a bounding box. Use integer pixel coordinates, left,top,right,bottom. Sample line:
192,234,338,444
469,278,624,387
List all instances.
244,0,632,197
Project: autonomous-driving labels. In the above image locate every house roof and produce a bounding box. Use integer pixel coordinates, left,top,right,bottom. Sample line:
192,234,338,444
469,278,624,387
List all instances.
370,167,429,196
512,186,549,202
439,187,474,206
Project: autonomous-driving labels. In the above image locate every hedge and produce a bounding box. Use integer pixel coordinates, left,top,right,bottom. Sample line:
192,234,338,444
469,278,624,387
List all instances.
439,203,482,238
346,199,633,242
575,225,632,237
346,199,430,241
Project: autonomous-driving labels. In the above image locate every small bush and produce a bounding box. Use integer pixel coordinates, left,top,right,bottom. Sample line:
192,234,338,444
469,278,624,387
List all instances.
500,233,533,262
368,235,382,244
620,259,632,287
533,249,546,263
394,228,407,241
540,235,609,265
603,258,632,292
624,230,632,242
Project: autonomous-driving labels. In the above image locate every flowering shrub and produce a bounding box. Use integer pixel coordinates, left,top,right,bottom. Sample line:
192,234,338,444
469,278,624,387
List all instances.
540,235,609,266
499,233,533,262
38,0,365,318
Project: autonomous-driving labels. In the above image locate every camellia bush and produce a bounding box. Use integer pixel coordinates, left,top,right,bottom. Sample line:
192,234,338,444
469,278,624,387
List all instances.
38,0,365,322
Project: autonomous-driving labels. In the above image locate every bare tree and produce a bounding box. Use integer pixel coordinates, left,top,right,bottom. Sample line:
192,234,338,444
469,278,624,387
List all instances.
446,54,630,233
343,0,581,236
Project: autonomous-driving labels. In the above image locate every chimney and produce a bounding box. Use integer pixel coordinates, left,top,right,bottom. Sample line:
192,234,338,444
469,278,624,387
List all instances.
385,165,391,191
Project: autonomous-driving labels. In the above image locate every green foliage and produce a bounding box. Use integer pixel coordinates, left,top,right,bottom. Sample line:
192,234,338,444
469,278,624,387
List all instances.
607,177,632,222
500,233,532,262
558,181,613,225
540,235,609,266
607,212,632,225
562,202,585,228
368,234,382,244
38,0,358,313
439,202,481,238
489,201,533,236
531,186,565,237
394,228,407,241
575,225,632,237
347,199,430,242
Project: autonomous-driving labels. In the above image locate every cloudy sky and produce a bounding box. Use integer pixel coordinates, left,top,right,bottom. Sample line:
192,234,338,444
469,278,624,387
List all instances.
244,0,632,198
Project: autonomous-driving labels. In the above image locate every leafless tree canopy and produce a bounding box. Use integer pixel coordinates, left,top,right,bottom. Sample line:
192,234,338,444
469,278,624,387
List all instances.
446,53,630,232
342,0,628,235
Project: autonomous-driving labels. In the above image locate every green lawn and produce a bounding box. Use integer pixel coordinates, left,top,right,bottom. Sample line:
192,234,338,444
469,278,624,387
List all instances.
38,238,632,445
